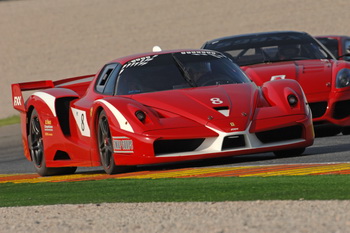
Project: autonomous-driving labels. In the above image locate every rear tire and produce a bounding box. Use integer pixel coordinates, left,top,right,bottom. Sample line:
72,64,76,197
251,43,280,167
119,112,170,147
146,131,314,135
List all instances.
314,126,341,137
97,110,131,174
273,148,305,157
28,109,77,176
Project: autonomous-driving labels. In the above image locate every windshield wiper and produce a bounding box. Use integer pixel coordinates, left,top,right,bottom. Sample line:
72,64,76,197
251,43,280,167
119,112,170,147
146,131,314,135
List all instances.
171,53,196,87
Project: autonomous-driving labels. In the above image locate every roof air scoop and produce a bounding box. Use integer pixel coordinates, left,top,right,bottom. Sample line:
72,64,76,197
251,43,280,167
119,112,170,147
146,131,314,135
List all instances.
153,46,162,52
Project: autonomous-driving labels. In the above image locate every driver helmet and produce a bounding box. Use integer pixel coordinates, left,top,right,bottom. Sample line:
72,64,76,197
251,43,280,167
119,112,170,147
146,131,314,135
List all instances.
186,62,211,81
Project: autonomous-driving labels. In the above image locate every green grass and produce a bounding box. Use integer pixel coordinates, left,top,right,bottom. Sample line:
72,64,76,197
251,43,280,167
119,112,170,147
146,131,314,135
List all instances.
0,115,20,127
1,175,349,207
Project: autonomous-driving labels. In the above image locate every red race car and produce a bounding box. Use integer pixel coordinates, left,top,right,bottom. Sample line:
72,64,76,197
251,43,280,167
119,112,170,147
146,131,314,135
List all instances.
315,35,350,61
12,49,314,176
202,31,350,136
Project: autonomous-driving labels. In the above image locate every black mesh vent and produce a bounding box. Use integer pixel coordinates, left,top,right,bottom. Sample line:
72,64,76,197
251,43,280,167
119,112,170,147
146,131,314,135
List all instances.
333,100,350,119
256,125,303,143
214,106,229,111
55,97,77,136
313,120,328,126
154,139,205,156
309,102,327,118
54,150,71,160
222,135,245,150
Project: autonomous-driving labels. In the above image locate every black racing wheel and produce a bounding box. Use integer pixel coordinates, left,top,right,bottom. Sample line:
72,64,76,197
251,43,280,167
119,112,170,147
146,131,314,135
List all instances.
97,110,131,174
28,109,76,176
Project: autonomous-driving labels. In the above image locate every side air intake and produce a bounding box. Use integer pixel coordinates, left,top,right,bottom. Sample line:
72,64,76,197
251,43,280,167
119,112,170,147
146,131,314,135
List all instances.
256,125,303,143
154,138,204,156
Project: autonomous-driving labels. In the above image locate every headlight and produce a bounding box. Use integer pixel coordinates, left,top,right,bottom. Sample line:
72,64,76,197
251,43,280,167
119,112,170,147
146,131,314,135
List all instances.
287,94,298,107
336,68,350,88
135,110,146,122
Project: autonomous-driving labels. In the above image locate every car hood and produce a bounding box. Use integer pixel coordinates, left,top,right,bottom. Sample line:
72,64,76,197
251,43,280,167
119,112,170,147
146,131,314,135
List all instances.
131,83,258,132
242,59,333,95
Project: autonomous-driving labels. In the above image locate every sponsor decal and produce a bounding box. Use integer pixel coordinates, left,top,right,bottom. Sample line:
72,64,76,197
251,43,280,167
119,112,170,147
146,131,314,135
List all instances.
119,55,158,76
44,119,53,136
180,51,225,58
44,125,53,131
229,122,239,131
13,96,22,106
113,136,134,153
122,55,158,69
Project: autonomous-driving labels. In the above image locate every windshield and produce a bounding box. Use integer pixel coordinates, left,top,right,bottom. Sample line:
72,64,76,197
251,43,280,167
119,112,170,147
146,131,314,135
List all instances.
204,32,334,66
116,51,250,95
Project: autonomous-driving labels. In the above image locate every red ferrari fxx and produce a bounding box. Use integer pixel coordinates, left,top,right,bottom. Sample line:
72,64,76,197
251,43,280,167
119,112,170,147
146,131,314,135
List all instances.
12,49,314,176
202,31,350,135
315,35,350,61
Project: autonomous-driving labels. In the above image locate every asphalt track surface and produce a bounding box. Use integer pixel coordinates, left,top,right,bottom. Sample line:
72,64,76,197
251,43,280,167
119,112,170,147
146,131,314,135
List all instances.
1,124,350,181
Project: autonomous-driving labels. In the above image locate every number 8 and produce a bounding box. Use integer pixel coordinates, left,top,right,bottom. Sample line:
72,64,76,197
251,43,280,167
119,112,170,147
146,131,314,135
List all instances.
210,97,223,104
81,114,85,131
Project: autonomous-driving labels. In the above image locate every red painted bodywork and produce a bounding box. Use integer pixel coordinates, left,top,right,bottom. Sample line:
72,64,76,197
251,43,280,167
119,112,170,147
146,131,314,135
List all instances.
201,32,350,130
11,49,314,171
242,59,350,127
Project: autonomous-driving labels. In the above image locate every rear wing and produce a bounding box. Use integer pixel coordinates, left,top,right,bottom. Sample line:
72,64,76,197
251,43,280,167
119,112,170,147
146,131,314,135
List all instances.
11,74,95,112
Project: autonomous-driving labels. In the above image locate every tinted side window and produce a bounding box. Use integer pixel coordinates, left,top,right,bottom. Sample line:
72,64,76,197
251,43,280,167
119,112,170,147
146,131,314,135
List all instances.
104,65,121,95
344,40,350,61
317,38,338,58
95,63,120,94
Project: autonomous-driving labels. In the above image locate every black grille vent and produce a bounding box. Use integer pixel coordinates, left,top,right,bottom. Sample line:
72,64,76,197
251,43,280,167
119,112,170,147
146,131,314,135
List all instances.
309,102,327,118
222,135,245,150
256,125,303,143
213,106,229,111
54,150,71,160
154,139,204,156
55,97,77,136
333,100,350,119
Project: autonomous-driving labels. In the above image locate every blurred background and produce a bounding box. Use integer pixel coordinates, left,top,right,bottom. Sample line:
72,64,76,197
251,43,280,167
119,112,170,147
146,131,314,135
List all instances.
2,0,350,119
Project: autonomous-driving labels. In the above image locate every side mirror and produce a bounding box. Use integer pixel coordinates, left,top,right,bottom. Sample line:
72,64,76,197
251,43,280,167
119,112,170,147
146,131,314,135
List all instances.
338,53,350,61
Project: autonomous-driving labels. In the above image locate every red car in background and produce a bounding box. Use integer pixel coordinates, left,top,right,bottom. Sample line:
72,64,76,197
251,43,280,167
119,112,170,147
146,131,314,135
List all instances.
202,31,350,136
12,49,313,176
315,35,350,61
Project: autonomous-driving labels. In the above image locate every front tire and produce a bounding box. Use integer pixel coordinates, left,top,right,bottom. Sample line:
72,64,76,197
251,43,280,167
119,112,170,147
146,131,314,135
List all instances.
28,109,77,176
314,126,341,137
97,110,130,174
